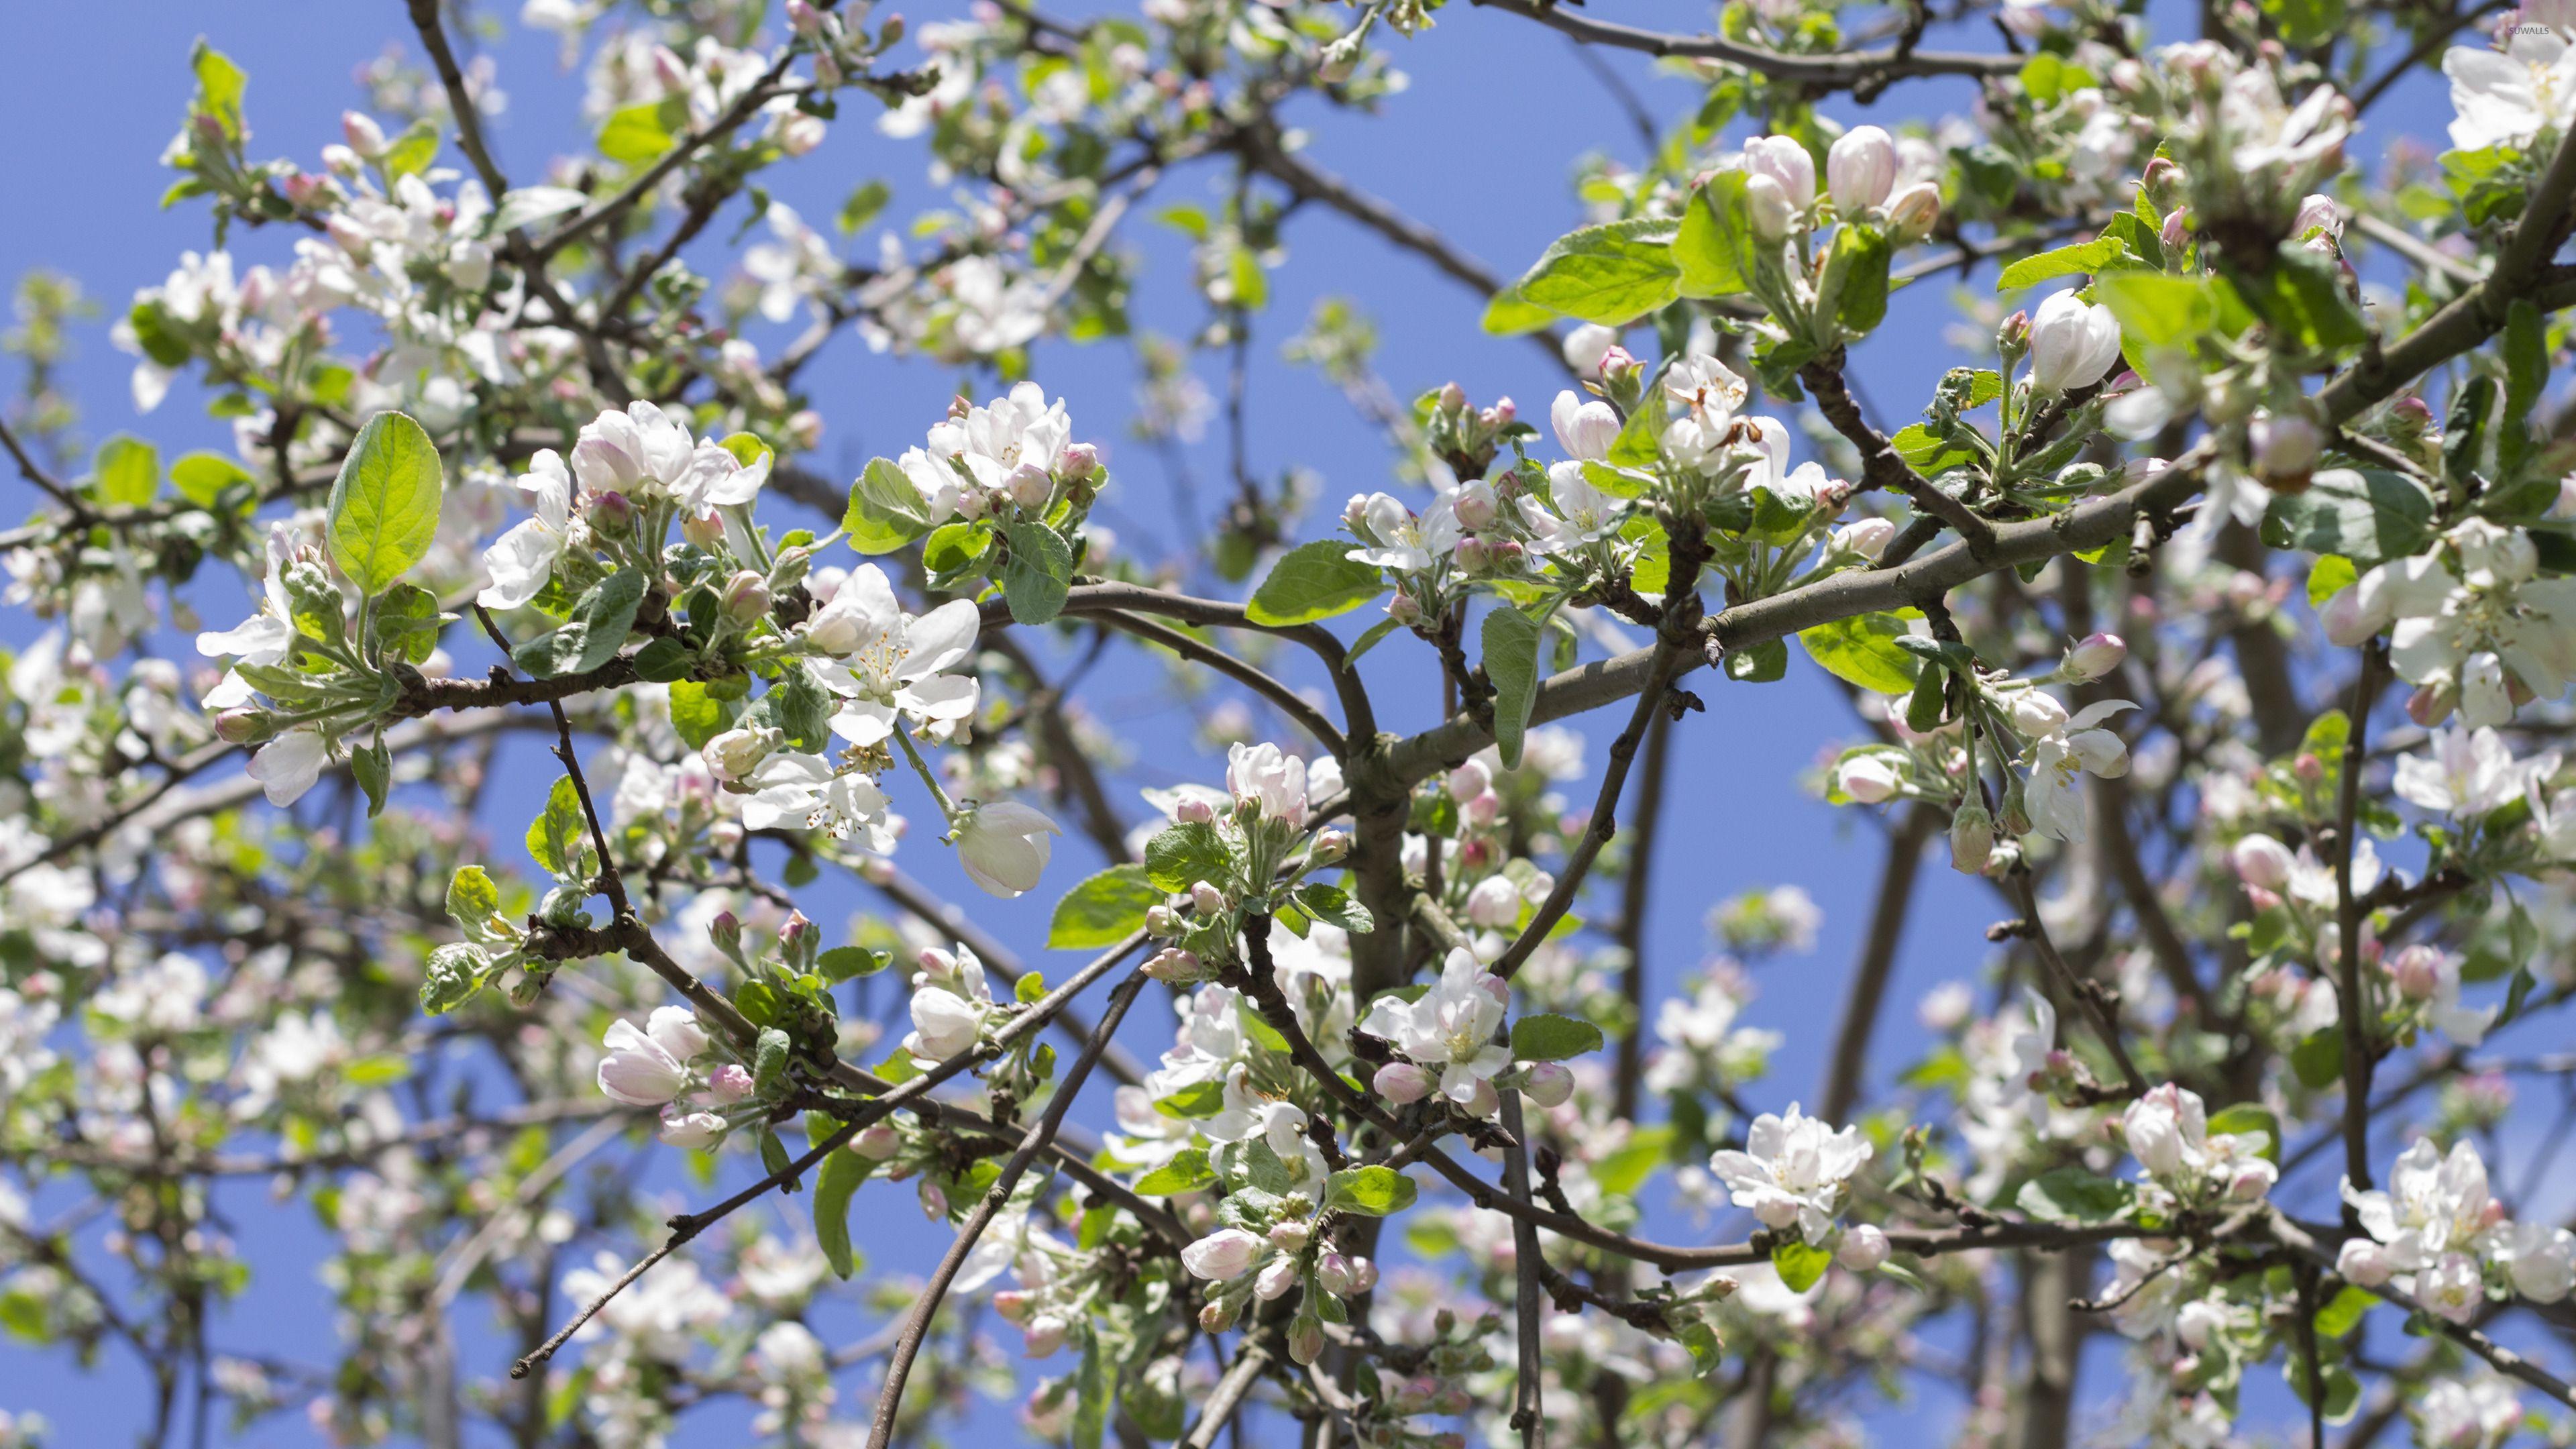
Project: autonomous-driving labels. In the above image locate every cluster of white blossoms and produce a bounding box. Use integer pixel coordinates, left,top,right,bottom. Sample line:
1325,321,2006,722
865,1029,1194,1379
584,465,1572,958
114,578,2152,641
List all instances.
900,944,997,1065
2339,1136,2576,1324
886,382,1098,526
593,1006,751,1149
2116,1083,2276,1210
2326,517,2576,729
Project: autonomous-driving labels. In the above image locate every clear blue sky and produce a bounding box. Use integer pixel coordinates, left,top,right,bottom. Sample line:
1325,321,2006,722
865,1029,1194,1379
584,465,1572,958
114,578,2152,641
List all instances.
0,1,2463,1444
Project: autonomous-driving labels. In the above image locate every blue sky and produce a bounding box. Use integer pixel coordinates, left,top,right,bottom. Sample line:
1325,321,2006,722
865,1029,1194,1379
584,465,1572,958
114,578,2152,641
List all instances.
0,1,2481,1444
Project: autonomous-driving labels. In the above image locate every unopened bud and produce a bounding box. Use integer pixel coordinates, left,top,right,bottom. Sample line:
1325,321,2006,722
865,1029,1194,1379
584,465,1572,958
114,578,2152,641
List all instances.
213,707,278,745
1309,829,1350,864
1191,881,1227,916
1059,441,1100,483
1520,1061,1575,1108
1006,464,1053,511
1835,1224,1891,1272
1142,947,1205,983
707,1063,756,1102
2249,413,2320,489
1453,481,1499,531
853,1122,902,1159
682,509,725,549
1385,592,1424,625
1996,309,2032,355
1177,796,1218,826
1452,537,1492,574
592,490,636,534
1884,181,1941,243
1949,805,1995,875
1144,904,1179,936
722,570,771,624
341,110,388,157
2390,944,2444,1002
1374,1061,1434,1104
1437,382,1468,415
2066,631,2127,681
1287,1313,1324,1366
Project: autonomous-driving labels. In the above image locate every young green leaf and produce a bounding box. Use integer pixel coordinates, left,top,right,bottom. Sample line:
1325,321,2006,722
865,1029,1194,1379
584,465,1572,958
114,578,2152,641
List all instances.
1245,539,1385,626
1003,520,1075,625
325,411,446,597
1049,864,1161,949
1483,604,1546,771
1510,1012,1605,1061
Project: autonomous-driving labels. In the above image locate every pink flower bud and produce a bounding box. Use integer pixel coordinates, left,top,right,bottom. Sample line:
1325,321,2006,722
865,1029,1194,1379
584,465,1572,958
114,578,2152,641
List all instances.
1310,830,1350,863
1454,481,1499,531
2231,833,2293,890
707,1063,755,1103
1374,1061,1435,1104
1176,796,1218,826
1827,125,1898,212
1386,592,1424,625
1446,760,1492,802
1452,537,1492,574
1520,1061,1575,1109
2249,414,2320,486
213,707,277,745
1199,1300,1237,1333
722,570,771,625
2390,945,2444,1002
681,510,725,549
1191,881,1227,916
1437,382,1468,415
1059,441,1100,482
1835,1224,1891,1272
1287,1313,1325,1366
1006,463,1053,511
341,110,388,156
1562,324,1619,377
2337,1237,2391,1288
2066,632,2127,681
1316,1251,1357,1296
1142,948,1204,983
852,1122,900,1160
1144,904,1179,936
2407,680,2458,727
1255,1256,1300,1301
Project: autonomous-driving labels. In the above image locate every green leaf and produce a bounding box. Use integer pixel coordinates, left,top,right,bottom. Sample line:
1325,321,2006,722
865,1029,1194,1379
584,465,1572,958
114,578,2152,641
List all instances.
1515,218,1682,325
1772,1238,1832,1292
1480,285,1559,336
1674,170,1758,299
1049,864,1160,949
2312,1284,2378,1338
2292,1028,2345,1090
1134,1147,1216,1196
1003,520,1075,625
837,179,892,235
2283,1354,2362,1424
1143,821,1233,893
842,458,937,555
1511,1012,1605,1061
421,942,488,1015
382,119,439,180
1892,424,1979,476
1325,1165,1419,1217
526,777,589,880
753,1028,793,1099
2206,1103,2281,1164
1829,223,1892,334
2306,554,2358,606
2263,469,2436,566
1995,236,2140,292
189,40,248,142
633,635,694,683
2226,244,2366,353
1483,604,1547,771
818,946,891,981
128,301,193,366
2262,0,2347,51
1797,610,1921,695
1723,637,1788,684
598,100,677,166
2015,1167,2138,1224
517,568,645,678
1071,1334,1110,1449
1246,539,1385,625
446,864,502,927
376,582,444,665
813,1146,872,1278
2501,299,2546,480
351,735,392,817
94,435,160,508
325,411,445,597
1293,882,1375,934
2094,272,2213,354
668,680,733,750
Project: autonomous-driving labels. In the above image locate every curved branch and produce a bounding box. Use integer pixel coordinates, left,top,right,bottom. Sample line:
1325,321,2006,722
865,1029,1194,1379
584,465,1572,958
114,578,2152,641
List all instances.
1468,0,2021,87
